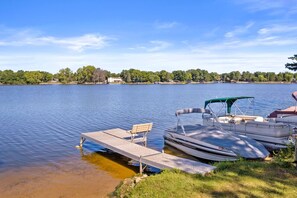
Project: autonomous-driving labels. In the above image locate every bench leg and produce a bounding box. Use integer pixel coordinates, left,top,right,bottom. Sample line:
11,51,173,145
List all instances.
144,132,148,147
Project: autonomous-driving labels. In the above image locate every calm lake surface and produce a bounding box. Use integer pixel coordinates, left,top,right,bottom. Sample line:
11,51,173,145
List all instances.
0,84,296,172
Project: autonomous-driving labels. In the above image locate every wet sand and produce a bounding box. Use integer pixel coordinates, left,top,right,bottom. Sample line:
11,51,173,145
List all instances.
0,151,137,198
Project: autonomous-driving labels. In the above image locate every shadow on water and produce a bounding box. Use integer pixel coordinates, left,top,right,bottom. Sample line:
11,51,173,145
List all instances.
79,149,138,179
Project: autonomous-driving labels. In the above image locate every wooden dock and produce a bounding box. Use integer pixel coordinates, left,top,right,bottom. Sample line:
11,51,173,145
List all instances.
79,128,215,175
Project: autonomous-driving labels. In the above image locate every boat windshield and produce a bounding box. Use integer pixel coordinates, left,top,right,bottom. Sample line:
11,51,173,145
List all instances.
175,108,210,135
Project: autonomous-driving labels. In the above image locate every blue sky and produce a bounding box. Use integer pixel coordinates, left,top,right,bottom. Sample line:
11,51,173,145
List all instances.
0,0,297,73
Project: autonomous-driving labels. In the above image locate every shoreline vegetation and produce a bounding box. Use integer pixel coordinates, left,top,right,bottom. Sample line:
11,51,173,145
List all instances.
1,65,297,85
113,160,297,198
113,147,297,198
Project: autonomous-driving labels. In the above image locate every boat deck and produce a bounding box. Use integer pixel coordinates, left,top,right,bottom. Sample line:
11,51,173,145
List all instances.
80,128,215,175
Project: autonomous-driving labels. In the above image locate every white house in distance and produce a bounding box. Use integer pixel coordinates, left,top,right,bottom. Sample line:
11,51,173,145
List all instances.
107,77,123,84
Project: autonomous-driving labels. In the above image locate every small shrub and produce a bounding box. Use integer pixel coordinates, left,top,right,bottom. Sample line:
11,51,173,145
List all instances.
273,144,295,168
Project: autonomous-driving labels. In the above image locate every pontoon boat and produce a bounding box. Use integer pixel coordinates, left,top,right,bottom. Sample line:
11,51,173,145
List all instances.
164,108,269,161
202,97,295,150
268,91,297,124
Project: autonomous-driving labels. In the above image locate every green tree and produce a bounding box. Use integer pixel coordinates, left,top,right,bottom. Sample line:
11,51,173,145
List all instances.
229,71,241,81
200,70,211,82
129,69,143,82
285,54,297,71
210,72,220,81
0,70,16,84
159,70,172,82
172,70,187,81
120,70,131,83
267,72,276,82
241,71,252,81
187,69,199,82
147,72,160,83
185,71,192,82
251,76,258,82
15,70,26,84
221,73,229,82
24,71,43,84
276,72,284,81
284,72,293,82
257,74,267,82
76,65,96,83
57,68,74,84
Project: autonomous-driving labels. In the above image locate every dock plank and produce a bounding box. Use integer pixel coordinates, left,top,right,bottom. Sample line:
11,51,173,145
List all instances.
81,129,215,175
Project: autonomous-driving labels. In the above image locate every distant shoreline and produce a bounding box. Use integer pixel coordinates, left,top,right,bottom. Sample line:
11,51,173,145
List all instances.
0,81,295,86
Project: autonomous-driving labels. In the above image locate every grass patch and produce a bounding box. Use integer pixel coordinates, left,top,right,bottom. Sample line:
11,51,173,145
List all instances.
113,160,297,198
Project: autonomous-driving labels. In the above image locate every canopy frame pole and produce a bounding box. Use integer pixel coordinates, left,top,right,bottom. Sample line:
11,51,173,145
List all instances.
176,115,186,135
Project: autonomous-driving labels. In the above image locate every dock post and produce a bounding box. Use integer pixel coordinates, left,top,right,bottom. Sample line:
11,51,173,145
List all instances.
79,137,86,148
293,135,297,164
139,156,143,175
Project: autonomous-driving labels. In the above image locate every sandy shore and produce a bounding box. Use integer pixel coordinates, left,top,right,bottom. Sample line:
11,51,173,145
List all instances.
0,152,137,198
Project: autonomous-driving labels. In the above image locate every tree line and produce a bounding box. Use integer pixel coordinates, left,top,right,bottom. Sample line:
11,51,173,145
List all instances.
0,65,113,85
0,66,297,85
120,69,297,83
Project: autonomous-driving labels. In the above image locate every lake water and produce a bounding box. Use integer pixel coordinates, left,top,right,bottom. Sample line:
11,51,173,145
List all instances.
0,84,296,172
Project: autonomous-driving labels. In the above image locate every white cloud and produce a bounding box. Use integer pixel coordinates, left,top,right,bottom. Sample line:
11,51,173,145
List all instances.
35,34,109,51
235,0,297,18
236,0,295,13
258,25,297,35
204,27,220,38
0,27,111,52
130,40,172,52
147,40,172,52
193,36,297,52
224,22,254,38
155,21,178,29
0,50,293,74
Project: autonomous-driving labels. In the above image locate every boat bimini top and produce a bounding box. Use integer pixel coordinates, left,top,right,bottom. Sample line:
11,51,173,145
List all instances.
204,96,254,115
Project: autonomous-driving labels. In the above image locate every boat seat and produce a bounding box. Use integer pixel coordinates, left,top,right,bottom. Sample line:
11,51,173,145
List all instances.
127,123,153,146
233,115,264,122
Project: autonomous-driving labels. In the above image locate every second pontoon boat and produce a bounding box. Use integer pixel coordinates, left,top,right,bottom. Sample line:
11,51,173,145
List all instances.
202,97,295,150
268,91,297,124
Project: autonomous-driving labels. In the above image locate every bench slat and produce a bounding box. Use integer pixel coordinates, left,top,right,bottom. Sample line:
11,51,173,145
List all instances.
131,123,153,134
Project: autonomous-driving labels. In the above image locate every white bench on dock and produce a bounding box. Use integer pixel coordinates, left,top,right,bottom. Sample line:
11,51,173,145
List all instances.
79,128,215,175
128,123,152,146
